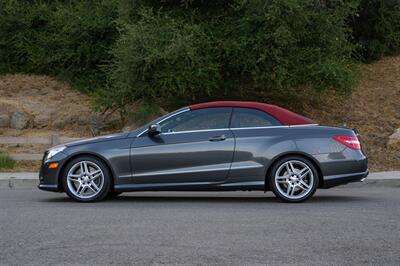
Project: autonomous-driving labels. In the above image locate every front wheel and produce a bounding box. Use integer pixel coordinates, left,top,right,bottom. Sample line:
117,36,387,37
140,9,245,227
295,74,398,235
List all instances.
62,156,111,202
269,156,319,203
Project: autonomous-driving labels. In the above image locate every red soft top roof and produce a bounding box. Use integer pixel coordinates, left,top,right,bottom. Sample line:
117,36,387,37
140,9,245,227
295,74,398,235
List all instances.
189,101,315,126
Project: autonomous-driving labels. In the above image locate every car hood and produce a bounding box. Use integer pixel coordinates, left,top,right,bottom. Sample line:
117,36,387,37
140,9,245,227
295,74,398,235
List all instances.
63,132,129,147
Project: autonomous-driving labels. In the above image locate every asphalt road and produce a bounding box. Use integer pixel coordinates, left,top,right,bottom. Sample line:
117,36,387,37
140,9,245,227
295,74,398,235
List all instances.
1,182,400,265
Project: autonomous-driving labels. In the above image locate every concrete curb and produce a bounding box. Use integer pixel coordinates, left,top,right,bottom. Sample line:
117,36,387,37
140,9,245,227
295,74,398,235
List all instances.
0,173,38,189
0,172,38,180
0,171,400,189
10,154,43,161
367,171,400,180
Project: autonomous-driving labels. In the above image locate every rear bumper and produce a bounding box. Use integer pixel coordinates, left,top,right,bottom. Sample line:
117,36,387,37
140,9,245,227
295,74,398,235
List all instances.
315,146,368,188
322,170,369,188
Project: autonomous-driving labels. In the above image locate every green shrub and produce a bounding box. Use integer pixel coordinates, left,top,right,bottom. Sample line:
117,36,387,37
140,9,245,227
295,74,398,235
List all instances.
0,0,119,91
98,8,220,110
352,0,400,61
0,151,15,170
218,0,358,91
100,0,358,110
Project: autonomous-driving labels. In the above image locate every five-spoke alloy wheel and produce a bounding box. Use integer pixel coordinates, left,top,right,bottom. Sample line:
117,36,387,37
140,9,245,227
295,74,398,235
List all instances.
269,156,319,202
62,156,111,202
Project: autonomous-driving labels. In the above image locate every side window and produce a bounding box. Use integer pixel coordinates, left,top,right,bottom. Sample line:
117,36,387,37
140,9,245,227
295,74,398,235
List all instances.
160,107,232,133
230,108,281,128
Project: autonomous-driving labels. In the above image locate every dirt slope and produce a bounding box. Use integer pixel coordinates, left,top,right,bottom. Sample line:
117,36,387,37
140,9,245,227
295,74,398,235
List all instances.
0,74,119,137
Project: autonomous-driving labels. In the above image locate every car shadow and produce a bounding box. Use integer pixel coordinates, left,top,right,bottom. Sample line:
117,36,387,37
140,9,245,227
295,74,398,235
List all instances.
39,194,367,204
109,194,366,203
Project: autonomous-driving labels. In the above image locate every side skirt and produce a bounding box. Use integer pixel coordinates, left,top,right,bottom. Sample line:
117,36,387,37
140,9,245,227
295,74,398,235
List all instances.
114,181,265,193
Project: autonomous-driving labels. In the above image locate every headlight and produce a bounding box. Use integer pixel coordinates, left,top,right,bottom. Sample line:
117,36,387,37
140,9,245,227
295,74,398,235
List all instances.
45,146,66,161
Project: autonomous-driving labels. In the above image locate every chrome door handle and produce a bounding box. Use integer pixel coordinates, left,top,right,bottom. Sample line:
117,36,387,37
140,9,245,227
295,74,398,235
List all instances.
209,135,226,141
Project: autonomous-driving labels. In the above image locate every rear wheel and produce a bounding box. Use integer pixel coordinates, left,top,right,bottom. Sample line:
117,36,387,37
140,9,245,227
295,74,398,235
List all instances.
269,156,318,202
62,156,111,202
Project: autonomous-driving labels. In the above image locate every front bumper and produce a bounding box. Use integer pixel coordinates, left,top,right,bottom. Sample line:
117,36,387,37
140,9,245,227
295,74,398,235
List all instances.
38,183,59,192
38,152,68,192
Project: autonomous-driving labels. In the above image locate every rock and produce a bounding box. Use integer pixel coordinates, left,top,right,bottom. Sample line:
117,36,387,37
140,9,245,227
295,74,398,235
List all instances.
0,114,10,128
33,114,50,128
388,128,400,148
10,111,29,129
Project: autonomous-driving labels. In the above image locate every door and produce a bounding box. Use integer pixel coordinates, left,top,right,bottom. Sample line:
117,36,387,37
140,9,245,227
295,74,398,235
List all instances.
131,107,234,184
228,107,286,180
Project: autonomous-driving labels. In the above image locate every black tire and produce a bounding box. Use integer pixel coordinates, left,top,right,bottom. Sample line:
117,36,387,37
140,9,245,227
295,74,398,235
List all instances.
62,156,111,202
268,156,319,203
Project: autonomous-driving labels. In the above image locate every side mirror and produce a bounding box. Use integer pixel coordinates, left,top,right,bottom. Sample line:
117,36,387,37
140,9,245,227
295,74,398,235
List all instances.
147,124,161,136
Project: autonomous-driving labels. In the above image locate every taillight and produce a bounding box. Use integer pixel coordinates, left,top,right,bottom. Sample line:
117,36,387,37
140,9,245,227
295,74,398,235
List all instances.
333,135,361,150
